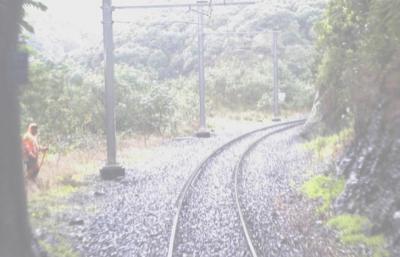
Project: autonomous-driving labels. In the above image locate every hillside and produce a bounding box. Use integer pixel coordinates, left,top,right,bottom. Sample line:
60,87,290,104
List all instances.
23,0,327,142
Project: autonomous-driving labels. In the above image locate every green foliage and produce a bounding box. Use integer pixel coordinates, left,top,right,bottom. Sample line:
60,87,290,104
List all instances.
21,0,47,33
110,0,328,113
302,175,345,212
23,0,329,145
30,185,78,214
314,0,400,132
327,215,389,257
304,128,353,159
29,183,84,257
115,64,197,136
20,55,104,147
39,236,78,257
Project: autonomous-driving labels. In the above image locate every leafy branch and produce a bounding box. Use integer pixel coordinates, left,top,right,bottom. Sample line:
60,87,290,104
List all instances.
21,0,47,33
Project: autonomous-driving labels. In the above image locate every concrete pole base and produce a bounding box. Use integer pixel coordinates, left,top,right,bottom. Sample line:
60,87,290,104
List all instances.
100,164,125,180
195,129,211,138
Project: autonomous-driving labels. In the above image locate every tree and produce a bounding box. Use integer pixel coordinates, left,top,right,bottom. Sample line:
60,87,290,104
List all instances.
0,0,36,256
305,0,400,135
20,0,47,33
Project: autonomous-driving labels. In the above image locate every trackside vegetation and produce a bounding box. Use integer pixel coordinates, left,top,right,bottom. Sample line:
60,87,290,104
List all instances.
327,215,388,257
303,0,400,255
301,126,384,255
22,0,328,146
302,175,344,213
302,131,388,257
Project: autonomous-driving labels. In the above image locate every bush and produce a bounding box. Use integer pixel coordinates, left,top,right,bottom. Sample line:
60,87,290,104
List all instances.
327,215,388,257
302,175,345,213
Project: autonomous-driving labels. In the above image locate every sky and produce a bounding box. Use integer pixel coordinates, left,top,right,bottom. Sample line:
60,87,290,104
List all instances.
24,0,245,60
26,0,240,33
27,0,102,38
25,0,193,44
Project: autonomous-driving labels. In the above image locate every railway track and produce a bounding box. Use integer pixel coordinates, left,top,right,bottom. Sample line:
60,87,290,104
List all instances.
233,121,305,257
167,119,306,257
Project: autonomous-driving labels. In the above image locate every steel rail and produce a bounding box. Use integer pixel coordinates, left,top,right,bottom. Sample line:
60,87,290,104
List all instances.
233,119,306,257
167,118,306,257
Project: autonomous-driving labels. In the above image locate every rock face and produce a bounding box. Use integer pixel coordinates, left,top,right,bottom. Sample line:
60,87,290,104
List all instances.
334,99,400,255
303,59,400,256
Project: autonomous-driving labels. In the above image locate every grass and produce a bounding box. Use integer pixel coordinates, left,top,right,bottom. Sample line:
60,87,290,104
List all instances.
302,175,345,213
29,187,74,221
117,134,165,166
302,175,389,257
26,141,106,257
27,147,102,195
327,215,389,257
207,110,306,135
301,129,354,213
302,128,388,257
29,182,82,257
39,235,79,257
208,111,269,132
303,128,353,160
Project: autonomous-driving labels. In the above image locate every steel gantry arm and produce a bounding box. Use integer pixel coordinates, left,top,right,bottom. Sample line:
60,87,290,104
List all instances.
113,1,256,10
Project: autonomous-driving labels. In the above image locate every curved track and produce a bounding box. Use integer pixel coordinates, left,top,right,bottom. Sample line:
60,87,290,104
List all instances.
167,119,306,257
233,121,305,257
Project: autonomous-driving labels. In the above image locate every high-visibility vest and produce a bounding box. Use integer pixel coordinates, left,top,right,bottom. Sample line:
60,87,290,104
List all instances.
22,134,39,159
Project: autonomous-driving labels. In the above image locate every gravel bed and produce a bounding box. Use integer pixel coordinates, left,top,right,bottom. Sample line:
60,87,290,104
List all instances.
238,127,358,257
59,124,269,257
174,126,291,257
37,121,360,257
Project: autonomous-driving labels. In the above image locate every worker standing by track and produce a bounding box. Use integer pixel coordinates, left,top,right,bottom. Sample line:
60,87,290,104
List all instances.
22,123,48,180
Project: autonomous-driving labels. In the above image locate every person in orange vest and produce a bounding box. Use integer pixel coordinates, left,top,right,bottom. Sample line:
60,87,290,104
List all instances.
22,123,48,180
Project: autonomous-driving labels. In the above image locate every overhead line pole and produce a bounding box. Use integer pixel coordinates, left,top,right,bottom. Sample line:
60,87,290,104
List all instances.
272,30,281,121
100,0,125,180
197,3,207,135
101,1,266,178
